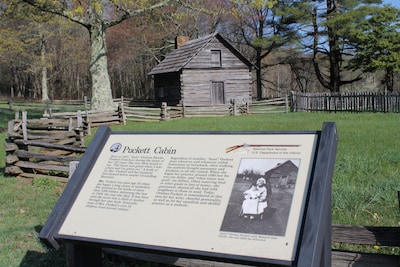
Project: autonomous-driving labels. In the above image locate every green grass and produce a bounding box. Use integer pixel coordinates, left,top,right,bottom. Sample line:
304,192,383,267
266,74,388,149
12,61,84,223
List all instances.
0,176,66,266
1,111,400,266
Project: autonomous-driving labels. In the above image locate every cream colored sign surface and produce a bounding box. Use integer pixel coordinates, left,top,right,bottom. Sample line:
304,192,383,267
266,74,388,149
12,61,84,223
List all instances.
58,133,317,262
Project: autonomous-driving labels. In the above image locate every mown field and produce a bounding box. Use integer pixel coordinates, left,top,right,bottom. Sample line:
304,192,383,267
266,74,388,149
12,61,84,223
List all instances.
0,107,399,266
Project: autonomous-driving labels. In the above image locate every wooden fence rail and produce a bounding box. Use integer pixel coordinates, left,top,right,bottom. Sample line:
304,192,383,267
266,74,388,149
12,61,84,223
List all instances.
3,97,287,179
5,106,125,181
10,92,400,115
45,106,124,135
291,91,400,113
3,97,289,124
183,104,233,118
4,96,132,112
123,98,289,122
5,111,85,182
331,224,400,266
123,106,167,122
249,96,289,114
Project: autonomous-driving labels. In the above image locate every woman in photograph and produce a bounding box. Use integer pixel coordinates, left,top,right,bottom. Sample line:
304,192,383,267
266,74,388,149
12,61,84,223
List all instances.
256,178,268,219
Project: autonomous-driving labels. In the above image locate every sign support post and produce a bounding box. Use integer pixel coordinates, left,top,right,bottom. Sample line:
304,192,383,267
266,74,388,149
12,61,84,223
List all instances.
66,243,102,267
296,122,338,267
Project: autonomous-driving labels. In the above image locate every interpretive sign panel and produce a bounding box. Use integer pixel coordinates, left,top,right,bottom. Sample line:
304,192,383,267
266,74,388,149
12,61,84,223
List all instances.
52,130,319,265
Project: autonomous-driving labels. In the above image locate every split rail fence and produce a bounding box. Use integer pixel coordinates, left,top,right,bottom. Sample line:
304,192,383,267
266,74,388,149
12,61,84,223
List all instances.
5,104,125,181
331,224,399,266
291,91,400,112
45,106,124,135
3,96,289,123
248,97,289,114
4,99,285,181
5,110,86,182
123,97,289,122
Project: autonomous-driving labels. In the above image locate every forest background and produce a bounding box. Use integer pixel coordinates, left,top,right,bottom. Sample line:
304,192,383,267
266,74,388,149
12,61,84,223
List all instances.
0,0,400,110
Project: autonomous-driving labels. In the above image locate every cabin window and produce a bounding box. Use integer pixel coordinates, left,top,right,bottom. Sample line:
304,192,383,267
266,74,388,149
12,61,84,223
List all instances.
211,81,225,104
211,50,221,67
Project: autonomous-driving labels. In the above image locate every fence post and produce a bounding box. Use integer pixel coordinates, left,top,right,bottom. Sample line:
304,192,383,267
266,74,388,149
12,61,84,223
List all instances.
85,110,91,135
285,94,289,113
161,102,168,121
77,110,82,128
76,110,84,146
22,110,28,141
232,99,237,116
68,117,73,131
290,92,295,112
84,96,88,109
182,103,186,118
119,98,126,125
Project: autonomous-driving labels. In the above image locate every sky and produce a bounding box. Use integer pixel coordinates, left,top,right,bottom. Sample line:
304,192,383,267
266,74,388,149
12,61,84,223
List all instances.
382,0,400,8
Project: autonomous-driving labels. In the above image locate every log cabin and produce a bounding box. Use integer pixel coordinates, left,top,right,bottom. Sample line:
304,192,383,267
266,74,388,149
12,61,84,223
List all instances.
264,160,299,189
149,33,254,106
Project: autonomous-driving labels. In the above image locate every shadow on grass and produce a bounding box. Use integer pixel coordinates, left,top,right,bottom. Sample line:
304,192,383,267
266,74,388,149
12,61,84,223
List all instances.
19,225,66,267
19,248,66,267
19,225,170,267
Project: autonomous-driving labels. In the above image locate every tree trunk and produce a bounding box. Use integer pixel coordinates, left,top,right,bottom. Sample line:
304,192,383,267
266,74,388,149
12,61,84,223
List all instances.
328,29,341,93
312,6,329,90
312,0,342,93
256,47,262,100
10,66,15,98
327,0,341,93
89,23,115,110
41,33,50,102
385,67,394,92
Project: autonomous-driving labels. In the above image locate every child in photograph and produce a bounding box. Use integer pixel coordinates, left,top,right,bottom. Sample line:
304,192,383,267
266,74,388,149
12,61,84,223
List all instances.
241,184,260,219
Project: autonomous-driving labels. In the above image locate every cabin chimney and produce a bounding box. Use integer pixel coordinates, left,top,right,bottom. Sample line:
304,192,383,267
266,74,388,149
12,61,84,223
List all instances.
175,36,190,49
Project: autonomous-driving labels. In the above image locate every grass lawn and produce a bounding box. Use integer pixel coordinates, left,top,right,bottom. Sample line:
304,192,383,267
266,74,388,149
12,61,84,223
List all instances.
1,111,399,266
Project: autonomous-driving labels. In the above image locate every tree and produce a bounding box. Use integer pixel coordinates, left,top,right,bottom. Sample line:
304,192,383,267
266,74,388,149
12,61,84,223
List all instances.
0,0,92,101
0,1,53,100
20,0,180,109
228,0,307,99
347,5,400,92
310,0,382,92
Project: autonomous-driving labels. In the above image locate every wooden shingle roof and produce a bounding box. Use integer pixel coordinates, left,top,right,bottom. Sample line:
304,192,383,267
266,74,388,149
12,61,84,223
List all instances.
148,32,253,75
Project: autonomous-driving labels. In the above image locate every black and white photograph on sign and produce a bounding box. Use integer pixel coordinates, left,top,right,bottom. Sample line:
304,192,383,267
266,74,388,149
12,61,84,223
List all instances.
220,158,300,236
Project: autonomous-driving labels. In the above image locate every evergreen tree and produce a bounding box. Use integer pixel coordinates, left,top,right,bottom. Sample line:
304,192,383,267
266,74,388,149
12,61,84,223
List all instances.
347,5,400,92
227,0,307,99
310,0,383,92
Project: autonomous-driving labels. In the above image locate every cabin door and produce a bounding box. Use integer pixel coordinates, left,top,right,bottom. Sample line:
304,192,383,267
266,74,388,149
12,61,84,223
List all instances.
211,81,225,105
